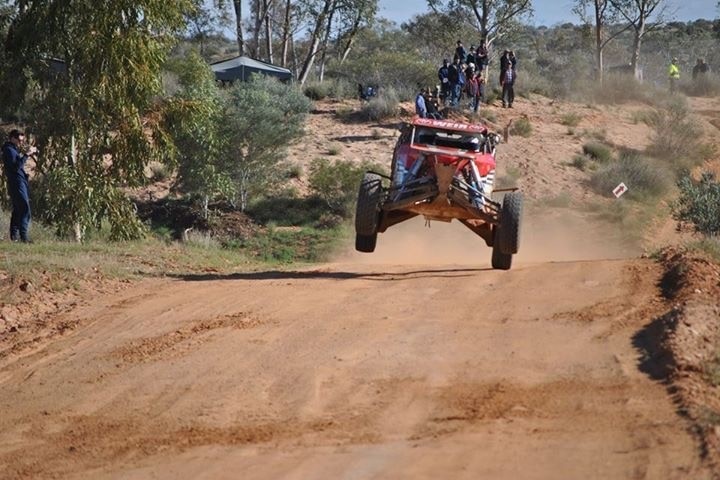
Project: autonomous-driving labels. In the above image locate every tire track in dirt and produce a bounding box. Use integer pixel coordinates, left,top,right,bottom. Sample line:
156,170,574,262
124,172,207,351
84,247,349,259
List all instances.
0,260,711,479
109,313,264,365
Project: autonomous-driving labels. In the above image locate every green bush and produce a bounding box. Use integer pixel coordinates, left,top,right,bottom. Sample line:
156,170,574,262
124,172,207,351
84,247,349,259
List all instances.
687,237,720,262
303,81,332,100
485,88,500,105
247,195,328,227
560,112,583,127
222,75,313,211
148,162,171,182
520,68,556,97
234,227,343,263
644,97,709,172
303,78,356,101
582,142,613,163
358,88,399,121
327,143,342,156
680,74,720,97
583,74,665,106
590,151,672,200
510,117,532,137
673,171,720,236
308,157,384,218
572,154,589,171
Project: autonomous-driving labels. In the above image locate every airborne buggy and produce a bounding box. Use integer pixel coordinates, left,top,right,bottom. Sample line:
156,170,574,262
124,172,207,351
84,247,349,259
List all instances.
354,117,523,270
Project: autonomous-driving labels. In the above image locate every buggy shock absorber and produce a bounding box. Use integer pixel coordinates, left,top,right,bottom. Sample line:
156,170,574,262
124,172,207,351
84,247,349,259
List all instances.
394,154,426,201
468,159,486,208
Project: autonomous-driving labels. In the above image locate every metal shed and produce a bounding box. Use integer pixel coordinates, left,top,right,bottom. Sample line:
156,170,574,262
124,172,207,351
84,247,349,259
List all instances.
210,56,292,83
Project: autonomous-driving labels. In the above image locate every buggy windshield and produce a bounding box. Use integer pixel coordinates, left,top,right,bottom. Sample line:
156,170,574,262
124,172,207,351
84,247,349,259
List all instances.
413,128,483,152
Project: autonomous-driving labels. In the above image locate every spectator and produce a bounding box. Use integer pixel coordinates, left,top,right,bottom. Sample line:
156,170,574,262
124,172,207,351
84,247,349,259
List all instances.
2,129,36,243
455,61,467,107
467,45,476,67
415,88,428,118
358,83,376,101
501,66,515,108
448,58,461,106
455,40,467,64
499,49,517,84
692,58,710,80
438,59,451,105
425,90,442,119
668,57,680,93
466,70,481,113
475,41,489,71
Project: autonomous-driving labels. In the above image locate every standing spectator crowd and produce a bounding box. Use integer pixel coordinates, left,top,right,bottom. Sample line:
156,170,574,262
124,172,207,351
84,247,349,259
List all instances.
416,38,519,119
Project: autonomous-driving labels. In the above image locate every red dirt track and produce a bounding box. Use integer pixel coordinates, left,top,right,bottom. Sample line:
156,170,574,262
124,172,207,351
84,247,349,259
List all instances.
0,253,710,479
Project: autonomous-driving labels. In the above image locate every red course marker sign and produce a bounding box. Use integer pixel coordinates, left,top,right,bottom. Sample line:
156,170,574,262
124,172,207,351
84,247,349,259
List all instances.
613,182,628,198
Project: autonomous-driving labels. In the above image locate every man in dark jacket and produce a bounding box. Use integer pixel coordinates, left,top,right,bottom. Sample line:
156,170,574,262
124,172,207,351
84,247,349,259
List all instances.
475,42,489,71
455,40,467,64
438,59,451,105
499,50,517,84
692,58,710,80
3,130,36,242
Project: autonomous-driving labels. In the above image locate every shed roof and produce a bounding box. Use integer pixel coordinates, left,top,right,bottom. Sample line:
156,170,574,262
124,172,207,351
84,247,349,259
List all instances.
210,56,292,82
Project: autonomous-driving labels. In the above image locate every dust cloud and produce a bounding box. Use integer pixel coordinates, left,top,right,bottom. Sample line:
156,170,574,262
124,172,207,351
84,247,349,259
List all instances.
339,208,640,266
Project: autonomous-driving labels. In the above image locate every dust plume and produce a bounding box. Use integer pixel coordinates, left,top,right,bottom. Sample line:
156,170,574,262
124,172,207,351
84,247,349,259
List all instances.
338,208,640,266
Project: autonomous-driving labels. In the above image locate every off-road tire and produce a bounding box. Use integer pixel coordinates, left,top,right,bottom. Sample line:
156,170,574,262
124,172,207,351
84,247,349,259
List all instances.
497,191,523,255
491,243,513,270
355,172,383,237
355,233,377,253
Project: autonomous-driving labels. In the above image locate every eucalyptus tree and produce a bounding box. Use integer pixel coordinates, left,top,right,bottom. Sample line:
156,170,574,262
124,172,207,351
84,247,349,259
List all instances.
2,0,193,240
164,52,235,219
574,0,634,82
427,0,533,48
221,76,311,211
608,0,667,77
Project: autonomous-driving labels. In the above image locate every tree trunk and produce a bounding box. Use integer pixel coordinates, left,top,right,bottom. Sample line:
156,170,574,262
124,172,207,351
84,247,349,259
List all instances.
233,0,245,55
252,0,262,58
69,133,83,243
339,14,362,64
318,1,336,82
290,34,298,78
297,0,334,86
264,0,274,63
595,1,604,83
631,18,645,79
281,0,291,67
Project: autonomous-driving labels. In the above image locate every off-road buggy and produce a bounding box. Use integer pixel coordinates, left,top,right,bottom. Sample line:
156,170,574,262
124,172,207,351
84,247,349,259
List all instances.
354,116,523,270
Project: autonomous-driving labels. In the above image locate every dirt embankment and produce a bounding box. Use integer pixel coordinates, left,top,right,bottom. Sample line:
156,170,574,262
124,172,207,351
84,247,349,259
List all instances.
646,250,720,472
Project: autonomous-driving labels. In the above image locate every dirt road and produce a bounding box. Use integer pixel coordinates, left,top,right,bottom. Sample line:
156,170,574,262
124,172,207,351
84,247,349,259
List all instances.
0,221,710,479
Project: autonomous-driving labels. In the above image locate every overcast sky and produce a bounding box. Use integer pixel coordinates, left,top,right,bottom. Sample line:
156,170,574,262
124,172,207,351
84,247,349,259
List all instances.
378,0,717,26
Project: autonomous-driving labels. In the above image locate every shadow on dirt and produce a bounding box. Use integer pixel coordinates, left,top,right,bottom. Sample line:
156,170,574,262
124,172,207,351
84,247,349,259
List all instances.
632,309,678,382
171,267,492,282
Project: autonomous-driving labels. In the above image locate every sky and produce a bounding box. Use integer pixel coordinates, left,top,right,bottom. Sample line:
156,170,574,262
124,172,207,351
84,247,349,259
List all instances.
378,0,718,26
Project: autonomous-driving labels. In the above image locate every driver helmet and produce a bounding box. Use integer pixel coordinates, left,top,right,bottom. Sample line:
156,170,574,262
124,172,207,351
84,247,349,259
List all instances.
467,136,481,151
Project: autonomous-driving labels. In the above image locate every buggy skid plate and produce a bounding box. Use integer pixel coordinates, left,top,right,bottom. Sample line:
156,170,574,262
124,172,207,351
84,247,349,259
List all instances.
381,162,500,224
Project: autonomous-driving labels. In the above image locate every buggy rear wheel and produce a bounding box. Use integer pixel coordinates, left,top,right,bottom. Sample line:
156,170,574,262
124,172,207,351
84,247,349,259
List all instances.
355,172,383,252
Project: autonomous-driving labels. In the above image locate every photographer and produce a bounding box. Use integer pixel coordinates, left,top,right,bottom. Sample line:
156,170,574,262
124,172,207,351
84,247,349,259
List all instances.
2,129,37,243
